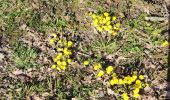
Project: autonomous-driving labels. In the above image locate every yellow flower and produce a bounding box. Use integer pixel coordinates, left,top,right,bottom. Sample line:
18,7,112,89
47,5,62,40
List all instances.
64,41,67,46
112,16,117,21
115,22,120,28
51,64,56,69
122,93,129,100
92,14,96,19
110,78,118,85
133,88,140,98
104,12,109,17
134,93,139,98
60,65,66,70
113,26,119,30
111,31,117,35
56,66,61,71
106,21,111,25
49,39,54,44
119,79,124,84
102,19,107,24
99,19,103,24
83,61,89,66
132,75,137,81
67,41,73,48
108,25,112,30
135,80,142,88
67,59,71,64
136,80,141,85
94,19,98,23
134,88,139,94
112,73,117,77
97,70,104,77
106,16,111,21
53,57,58,62
93,63,102,70
93,22,98,27
139,75,144,80
62,61,67,66
106,66,113,74
57,48,63,52
97,26,103,32
57,61,61,65
64,48,71,56
162,41,169,47
52,33,57,38
58,53,63,56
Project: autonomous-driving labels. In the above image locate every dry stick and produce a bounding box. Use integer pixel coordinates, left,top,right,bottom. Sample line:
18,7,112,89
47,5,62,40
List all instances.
145,17,168,22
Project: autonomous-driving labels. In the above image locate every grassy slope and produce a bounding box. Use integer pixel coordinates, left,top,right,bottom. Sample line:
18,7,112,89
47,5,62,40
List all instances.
0,0,168,99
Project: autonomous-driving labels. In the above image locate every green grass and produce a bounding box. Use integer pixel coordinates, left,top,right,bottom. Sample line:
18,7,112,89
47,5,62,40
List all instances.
12,42,39,70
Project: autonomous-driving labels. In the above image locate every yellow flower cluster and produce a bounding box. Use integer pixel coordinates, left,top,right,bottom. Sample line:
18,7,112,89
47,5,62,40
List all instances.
49,33,73,71
88,12,120,35
162,40,169,47
91,63,145,99
122,93,129,100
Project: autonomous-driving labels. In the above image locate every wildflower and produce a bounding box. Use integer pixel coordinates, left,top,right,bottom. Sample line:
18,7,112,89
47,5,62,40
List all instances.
115,22,120,28
113,26,119,30
93,22,98,27
139,75,144,80
106,21,111,25
62,61,67,66
106,66,113,74
134,93,139,98
132,75,137,81
57,61,61,65
106,16,111,21
104,12,109,17
112,73,117,77
57,48,63,52
67,59,71,64
60,65,66,70
97,70,104,77
110,78,118,85
136,80,141,85
108,25,112,30
52,33,57,38
122,93,129,100
64,48,71,56
92,14,96,19
67,41,73,48
133,88,140,98
119,79,124,84
112,16,117,21
162,41,169,47
56,66,61,71
49,39,54,44
53,57,58,62
97,26,103,32
51,64,56,69
111,31,117,36
56,55,61,60
99,19,103,24
83,61,89,66
93,63,102,70
135,80,142,88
